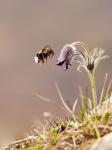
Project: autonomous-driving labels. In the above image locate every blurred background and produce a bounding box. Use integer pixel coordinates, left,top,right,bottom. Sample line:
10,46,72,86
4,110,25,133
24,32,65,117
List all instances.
0,0,112,144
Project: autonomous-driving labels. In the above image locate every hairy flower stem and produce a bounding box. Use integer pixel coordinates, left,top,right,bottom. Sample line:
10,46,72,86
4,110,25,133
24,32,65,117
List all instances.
89,71,97,110
89,71,100,138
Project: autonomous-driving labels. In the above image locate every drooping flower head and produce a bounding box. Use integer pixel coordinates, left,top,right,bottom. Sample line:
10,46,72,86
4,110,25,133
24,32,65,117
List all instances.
56,42,86,70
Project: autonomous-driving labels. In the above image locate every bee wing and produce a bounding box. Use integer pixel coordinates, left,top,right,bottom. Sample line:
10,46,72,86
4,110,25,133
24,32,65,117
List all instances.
43,45,51,50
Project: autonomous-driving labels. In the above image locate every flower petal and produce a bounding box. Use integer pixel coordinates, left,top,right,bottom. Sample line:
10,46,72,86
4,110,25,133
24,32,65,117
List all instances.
57,45,72,62
77,64,86,72
99,48,106,57
94,55,109,70
57,44,76,69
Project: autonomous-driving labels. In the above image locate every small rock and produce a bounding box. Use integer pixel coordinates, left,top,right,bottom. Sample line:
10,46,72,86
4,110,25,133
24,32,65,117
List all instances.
91,132,112,150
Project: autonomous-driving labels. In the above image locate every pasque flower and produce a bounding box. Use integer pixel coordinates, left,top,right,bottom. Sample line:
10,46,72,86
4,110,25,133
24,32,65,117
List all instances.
57,42,109,110
76,47,109,73
56,42,86,70
57,42,109,72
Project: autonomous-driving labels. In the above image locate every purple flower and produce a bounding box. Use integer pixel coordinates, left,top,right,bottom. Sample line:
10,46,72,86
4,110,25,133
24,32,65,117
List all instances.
56,42,85,70
56,44,76,69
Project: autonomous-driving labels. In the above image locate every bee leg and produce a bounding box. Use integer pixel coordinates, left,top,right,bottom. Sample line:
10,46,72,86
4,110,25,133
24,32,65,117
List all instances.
51,51,54,57
41,53,44,63
49,52,53,58
46,55,48,61
39,54,43,63
44,56,47,62
38,59,41,63
44,53,48,61
52,52,54,57
37,54,41,63
42,58,44,63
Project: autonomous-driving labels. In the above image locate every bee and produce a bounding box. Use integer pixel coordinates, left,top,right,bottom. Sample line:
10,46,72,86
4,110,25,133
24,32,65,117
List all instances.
34,45,54,63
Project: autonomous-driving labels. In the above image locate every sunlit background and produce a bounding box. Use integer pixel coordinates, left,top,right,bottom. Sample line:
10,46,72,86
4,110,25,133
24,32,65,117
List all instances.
0,0,112,144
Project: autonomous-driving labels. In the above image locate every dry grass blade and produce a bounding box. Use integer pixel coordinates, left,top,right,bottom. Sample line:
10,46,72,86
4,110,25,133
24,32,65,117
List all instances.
2,136,36,150
55,82,73,114
34,93,51,103
106,79,112,99
72,98,78,120
79,86,84,108
100,73,108,105
33,93,67,113
88,98,92,111
72,99,78,113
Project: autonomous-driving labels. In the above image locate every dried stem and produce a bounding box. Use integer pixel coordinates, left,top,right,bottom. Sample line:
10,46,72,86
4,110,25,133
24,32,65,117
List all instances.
55,82,73,114
100,73,108,105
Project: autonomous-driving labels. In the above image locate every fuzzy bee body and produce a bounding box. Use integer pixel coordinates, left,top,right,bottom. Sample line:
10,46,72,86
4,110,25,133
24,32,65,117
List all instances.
35,46,54,63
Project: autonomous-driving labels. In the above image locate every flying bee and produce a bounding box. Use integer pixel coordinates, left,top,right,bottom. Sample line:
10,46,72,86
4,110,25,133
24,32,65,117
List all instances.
34,45,54,63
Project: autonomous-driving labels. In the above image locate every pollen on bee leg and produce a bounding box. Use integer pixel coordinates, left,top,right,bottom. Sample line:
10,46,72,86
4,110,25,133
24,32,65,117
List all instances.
34,56,38,63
